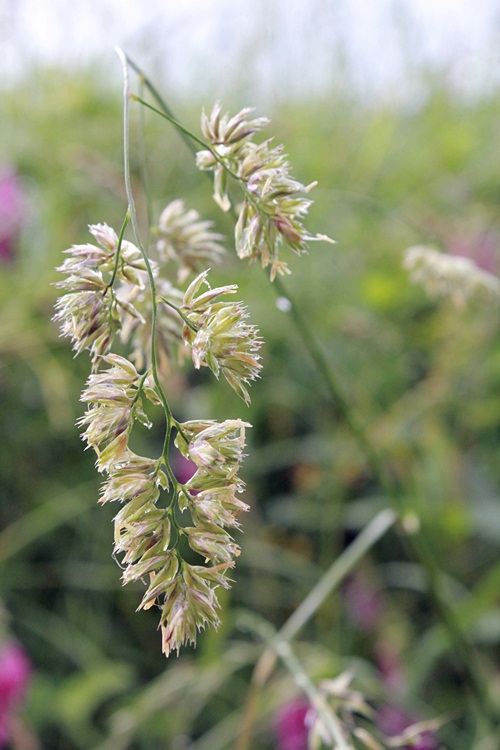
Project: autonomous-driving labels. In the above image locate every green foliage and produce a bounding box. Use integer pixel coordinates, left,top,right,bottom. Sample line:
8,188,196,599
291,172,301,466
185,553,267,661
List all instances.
2,62,500,749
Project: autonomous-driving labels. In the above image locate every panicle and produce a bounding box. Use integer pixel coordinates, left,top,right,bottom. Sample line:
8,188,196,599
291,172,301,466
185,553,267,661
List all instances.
300,671,444,750
78,354,154,473
99,416,249,656
100,450,166,505
404,245,500,307
156,199,226,282
53,267,118,361
183,486,249,528
105,450,177,616
54,105,263,658
175,418,249,564
159,561,238,656
181,271,262,403
175,418,249,482
200,104,270,152
53,223,152,363
304,672,374,750
196,104,270,212
196,104,335,279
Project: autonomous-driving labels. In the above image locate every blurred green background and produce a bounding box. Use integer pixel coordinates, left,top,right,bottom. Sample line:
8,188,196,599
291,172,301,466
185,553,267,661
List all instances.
2,2,500,748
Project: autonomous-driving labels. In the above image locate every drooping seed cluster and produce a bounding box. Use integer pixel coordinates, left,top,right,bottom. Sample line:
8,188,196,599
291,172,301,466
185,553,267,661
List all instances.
196,104,335,280
156,198,226,282
181,270,262,404
54,98,330,655
54,199,261,655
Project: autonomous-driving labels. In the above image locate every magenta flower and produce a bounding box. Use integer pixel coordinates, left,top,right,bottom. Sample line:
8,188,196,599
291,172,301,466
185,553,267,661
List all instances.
172,449,197,485
273,697,309,750
377,704,439,750
0,168,25,263
0,641,32,748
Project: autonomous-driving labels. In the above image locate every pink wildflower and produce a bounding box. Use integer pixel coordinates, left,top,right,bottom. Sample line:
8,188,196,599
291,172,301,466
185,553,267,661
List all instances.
377,704,439,750
171,449,197,485
0,642,32,748
0,168,25,263
273,698,309,750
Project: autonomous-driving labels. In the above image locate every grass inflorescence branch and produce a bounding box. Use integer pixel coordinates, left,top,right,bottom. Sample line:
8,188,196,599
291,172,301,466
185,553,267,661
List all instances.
53,48,264,657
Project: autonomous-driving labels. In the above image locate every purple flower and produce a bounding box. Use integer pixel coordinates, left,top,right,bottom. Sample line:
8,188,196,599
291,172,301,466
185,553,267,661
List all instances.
377,704,439,750
172,449,197,485
375,645,439,748
0,168,25,264
0,641,32,748
273,698,309,750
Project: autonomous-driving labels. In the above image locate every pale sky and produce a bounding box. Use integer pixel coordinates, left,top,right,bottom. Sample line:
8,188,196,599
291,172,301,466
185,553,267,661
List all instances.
2,0,500,101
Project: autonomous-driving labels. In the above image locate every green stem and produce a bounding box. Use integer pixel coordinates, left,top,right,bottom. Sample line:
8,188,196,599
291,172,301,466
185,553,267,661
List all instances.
275,641,352,750
126,54,198,158
137,78,154,242
239,613,352,750
409,528,496,722
115,47,174,467
274,274,396,497
130,95,207,152
108,210,130,289
280,508,396,643
158,295,198,332
132,371,150,406
130,94,241,182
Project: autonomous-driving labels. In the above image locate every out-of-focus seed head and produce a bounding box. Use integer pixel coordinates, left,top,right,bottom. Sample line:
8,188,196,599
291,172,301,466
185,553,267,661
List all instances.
156,199,226,282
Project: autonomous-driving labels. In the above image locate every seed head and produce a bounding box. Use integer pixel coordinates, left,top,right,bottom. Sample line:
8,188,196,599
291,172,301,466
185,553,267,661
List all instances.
404,245,500,307
181,271,262,403
78,355,152,473
156,199,226,282
54,224,153,363
196,104,334,278
159,562,229,656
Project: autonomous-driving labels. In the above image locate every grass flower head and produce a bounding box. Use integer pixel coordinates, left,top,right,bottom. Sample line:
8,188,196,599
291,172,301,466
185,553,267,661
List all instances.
181,270,262,403
196,104,335,279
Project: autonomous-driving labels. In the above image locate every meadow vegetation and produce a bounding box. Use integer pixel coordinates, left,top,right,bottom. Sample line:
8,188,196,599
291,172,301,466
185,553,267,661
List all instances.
1,61,500,748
